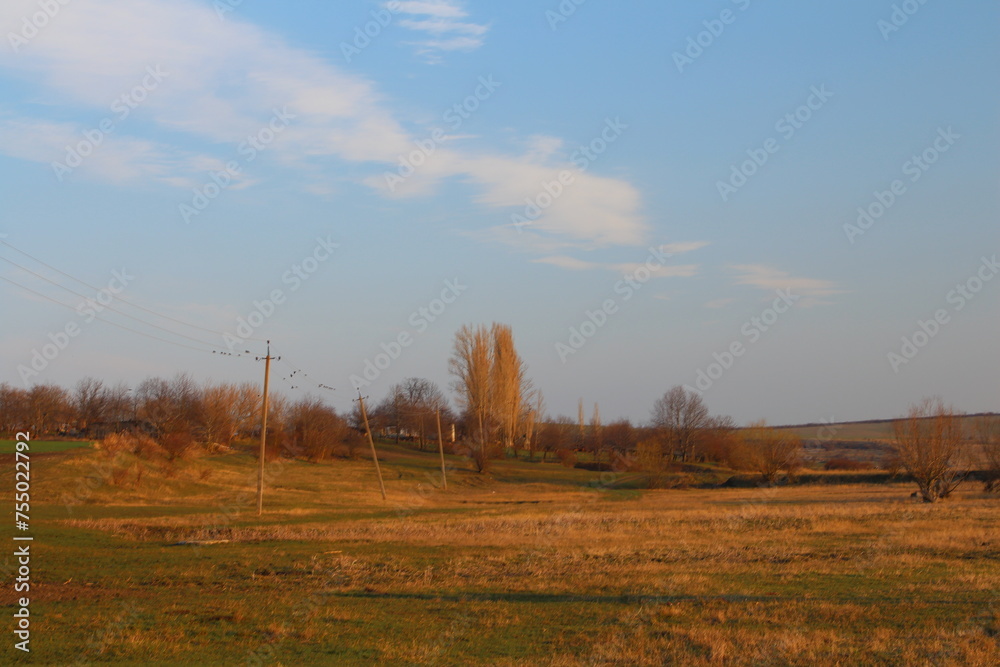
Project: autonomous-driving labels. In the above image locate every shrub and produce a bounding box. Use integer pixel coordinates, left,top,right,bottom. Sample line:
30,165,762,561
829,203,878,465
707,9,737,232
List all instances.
824,458,869,471
555,448,577,468
100,432,162,459
160,429,197,461
893,398,966,502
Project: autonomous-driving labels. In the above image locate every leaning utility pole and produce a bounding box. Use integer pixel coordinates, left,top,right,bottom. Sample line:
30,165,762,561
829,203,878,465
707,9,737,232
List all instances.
256,342,278,517
357,392,387,500
436,408,448,490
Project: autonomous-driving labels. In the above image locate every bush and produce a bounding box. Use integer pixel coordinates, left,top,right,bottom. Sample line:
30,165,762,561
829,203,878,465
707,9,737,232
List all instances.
555,448,577,468
160,429,197,461
100,432,162,459
824,458,869,471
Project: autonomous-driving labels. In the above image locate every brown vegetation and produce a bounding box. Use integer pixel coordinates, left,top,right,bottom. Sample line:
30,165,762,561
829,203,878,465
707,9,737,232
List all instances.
893,398,966,502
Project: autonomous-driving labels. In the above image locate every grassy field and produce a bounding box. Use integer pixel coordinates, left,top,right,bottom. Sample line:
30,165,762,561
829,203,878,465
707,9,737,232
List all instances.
1,442,998,665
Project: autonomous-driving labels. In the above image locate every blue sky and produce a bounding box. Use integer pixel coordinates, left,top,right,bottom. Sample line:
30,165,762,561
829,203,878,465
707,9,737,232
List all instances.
1,0,997,425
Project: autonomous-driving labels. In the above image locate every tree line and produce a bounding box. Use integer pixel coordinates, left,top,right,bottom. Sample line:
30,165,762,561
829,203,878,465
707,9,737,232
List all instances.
2,322,998,499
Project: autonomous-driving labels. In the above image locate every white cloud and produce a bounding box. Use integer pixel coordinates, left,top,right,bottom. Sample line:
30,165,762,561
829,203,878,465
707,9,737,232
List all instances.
0,0,643,250
395,1,466,18
530,241,706,273
731,264,843,306
0,113,242,187
534,255,699,278
393,0,490,59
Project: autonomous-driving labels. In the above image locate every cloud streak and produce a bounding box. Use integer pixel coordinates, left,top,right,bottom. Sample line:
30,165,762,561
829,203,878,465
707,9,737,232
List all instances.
393,0,490,60
731,264,843,306
0,0,642,249
532,242,707,276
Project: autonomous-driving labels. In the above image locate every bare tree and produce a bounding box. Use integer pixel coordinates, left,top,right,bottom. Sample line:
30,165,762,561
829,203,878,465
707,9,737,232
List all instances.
700,415,738,465
200,382,244,447
287,396,347,462
977,415,1000,492
0,383,29,435
450,324,495,471
523,391,544,461
104,382,133,424
73,377,108,430
604,419,637,462
491,323,530,457
449,323,531,471
590,403,604,468
741,421,802,484
398,377,450,449
375,384,407,443
135,374,202,437
26,384,72,434
893,398,967,502
537,416,573,463
651,386,710,462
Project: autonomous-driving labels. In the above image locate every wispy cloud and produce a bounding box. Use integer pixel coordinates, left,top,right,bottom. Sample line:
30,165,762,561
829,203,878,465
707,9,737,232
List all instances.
0,113,249,188
731,264,843,306
530,242,707,274
662,241,710,254
393,0,490,62
704,298,735,309
533,253,700,278
0,0,639,250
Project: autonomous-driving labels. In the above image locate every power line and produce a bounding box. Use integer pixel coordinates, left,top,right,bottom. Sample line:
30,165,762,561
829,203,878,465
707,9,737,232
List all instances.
0,274,247,357
0,240,268,342
0,254,246,351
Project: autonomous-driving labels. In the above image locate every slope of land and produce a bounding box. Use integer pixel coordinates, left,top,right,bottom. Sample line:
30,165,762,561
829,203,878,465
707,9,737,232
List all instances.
0,441,997,665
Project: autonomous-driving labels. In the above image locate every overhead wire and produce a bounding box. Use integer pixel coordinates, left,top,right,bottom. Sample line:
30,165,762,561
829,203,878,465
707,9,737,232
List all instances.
0,240,268,342
0,274,245,356
0,254,251,352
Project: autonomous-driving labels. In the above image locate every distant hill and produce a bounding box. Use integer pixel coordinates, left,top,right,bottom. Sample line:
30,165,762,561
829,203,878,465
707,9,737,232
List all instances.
770,413,998,468
773,412,998,442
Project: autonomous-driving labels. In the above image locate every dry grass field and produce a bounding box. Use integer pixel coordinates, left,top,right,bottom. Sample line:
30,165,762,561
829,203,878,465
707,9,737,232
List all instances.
2,441,998,665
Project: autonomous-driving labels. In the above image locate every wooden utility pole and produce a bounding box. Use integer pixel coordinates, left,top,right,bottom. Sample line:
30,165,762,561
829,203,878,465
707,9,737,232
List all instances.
436,409,447,490
256,342,278,517
357,392,387,500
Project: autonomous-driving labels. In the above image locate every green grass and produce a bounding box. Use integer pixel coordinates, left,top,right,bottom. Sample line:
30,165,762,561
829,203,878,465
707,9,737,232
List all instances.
1,441,997,665
0,439,93,454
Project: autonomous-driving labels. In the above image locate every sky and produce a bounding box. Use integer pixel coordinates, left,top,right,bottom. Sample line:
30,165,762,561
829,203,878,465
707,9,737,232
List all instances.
0,0,997,427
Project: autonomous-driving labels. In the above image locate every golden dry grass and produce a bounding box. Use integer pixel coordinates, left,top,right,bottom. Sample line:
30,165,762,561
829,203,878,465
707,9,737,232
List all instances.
6,444,1000,664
